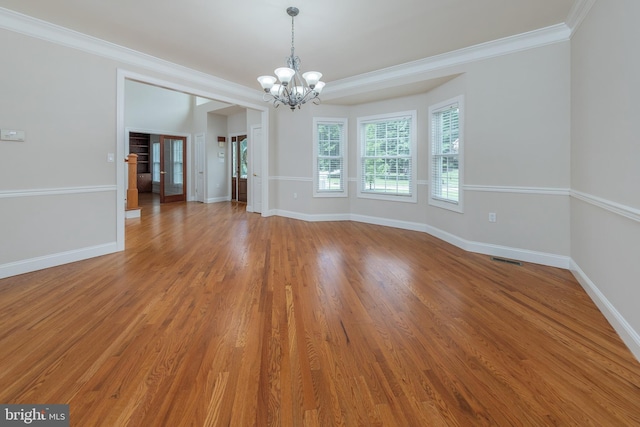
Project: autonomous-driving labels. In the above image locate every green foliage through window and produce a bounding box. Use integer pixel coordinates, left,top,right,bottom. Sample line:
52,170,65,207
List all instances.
360,115,413,197
431,100,461,206
315,120,345,193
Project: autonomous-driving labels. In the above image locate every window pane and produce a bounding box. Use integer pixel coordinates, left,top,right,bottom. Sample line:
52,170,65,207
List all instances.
360,115,413,197
172,140,183,185
363,157,411,195
152,142,160,182
315,120,346,194
240,137,248,178
318,124,341,157
318,158,343,191
431,102,460,204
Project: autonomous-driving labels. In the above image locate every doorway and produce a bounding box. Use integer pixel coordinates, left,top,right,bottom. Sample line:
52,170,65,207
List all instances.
231,134,247,203
118,71,270,251
128,131,187,204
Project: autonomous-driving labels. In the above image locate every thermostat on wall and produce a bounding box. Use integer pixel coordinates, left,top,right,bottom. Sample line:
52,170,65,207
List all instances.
1,129,25,142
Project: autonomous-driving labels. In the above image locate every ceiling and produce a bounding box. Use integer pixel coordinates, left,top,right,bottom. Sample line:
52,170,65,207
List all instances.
0,0,577,104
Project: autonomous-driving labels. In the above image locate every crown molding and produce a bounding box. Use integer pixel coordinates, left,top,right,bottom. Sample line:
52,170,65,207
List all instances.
566,0,597,35
0,7,261,101
322,23,571,101
0,3,590,105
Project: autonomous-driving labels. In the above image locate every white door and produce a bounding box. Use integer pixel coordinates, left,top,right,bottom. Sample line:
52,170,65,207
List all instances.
251,126,263,213
195,133,205,203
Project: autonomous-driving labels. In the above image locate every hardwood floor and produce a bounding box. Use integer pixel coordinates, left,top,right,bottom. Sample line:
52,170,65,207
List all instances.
1,195,639,426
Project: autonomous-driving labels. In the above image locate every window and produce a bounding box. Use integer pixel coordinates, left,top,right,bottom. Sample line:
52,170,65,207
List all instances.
429,96,464,212
172,139,184,185
152,142,160,182
357,111,417,202
313,118,347,197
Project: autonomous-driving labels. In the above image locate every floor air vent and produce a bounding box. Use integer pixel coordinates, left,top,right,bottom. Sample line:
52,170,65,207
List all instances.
490,256,523,266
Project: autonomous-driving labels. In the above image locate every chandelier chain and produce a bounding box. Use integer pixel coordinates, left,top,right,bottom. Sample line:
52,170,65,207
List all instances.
290,13,295,63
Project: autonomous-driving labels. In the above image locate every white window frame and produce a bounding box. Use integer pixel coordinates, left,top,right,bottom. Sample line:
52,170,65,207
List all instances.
313,117,348,197
429,95,464,213
357,110,417,203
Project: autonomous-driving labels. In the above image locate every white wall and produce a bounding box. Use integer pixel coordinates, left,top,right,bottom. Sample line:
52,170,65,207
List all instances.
570,0,640,359
0,29,119,270
0,13,266,278
205,112,228,201
271,41,571,261
125,80,193,132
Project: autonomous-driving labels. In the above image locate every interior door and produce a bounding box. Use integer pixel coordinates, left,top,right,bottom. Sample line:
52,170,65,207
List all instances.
195,133,205,203
160,135,187,203
251,126,263,213
231,135,248,203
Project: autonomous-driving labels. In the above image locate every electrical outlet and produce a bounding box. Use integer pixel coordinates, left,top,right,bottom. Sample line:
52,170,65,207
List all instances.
293,192,298,199
489,212,497,223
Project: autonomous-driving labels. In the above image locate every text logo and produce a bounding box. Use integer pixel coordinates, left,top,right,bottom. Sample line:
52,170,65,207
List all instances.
0,405,69,427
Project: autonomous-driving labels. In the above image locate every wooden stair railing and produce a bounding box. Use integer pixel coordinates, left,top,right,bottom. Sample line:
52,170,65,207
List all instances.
125,153,139,211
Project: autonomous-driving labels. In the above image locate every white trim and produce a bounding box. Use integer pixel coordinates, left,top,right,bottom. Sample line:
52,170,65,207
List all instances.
0,5,578,108
0,7,259,101
322,24,570,102
464,185,571,196
357,110,418,204
570,260,640,361
429,96,464,213
249,124,264,214
259,110,270,218
194,132,207,203
0,243,118,280
350,214,428,234
269,210,571,269
270,176,313,182
571,190,640,223
125,209,141,219
312,117,348,198
205,196,231,204
566,0,597,35
463,240,570,269
271,210,351,223
0,185,117,198
116,70,126,252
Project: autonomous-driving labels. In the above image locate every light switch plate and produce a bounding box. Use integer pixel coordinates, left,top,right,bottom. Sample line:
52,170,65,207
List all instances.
1,129,25,141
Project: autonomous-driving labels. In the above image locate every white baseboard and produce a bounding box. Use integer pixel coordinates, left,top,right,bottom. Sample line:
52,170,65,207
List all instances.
570,261,640,361
270,209,351,222
125,209,141,219
350,213,428,233
205,196,231,203
270,209,639,361
274,210,570,268
0,243,119,280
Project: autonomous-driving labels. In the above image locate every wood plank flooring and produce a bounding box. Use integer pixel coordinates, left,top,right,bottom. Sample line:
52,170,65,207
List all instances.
1,195,639,426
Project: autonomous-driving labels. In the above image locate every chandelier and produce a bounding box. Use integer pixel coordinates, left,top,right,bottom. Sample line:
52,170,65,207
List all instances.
257,7,325,111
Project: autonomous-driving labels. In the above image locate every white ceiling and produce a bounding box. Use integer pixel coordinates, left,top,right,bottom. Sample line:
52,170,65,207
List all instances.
0,0,577,103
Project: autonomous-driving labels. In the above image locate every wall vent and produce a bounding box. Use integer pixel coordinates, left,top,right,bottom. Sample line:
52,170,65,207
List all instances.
490,256,523,266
